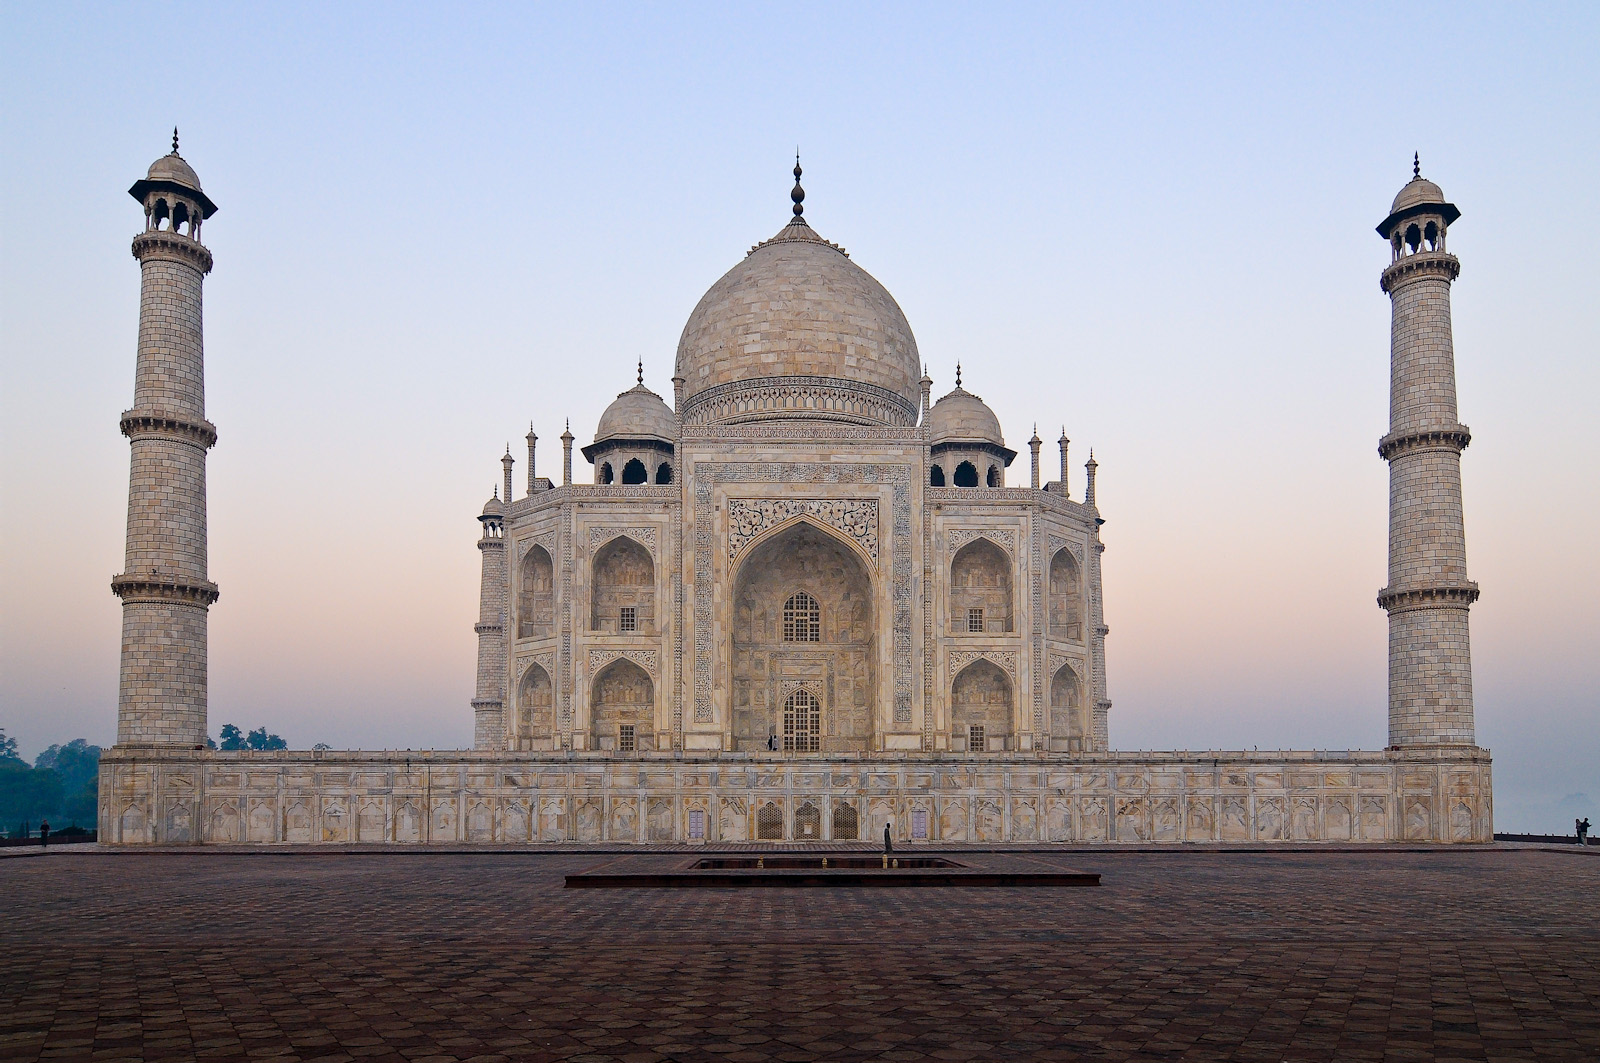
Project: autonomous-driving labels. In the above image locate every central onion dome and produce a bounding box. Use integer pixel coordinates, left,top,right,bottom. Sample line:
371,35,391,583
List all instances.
673,163,921,427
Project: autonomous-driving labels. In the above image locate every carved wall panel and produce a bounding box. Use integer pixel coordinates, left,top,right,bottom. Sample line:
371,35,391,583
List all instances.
728,498,879,564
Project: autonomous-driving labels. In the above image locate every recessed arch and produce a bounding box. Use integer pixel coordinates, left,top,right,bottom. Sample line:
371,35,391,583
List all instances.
951,537,1013,633
621,457,648,485
1047,547,1082,641
986,465,1001,487
597,462,614,484
590,535,653,633
929,464,945,487
1049,662,1082,747
590,657,653,751
518,544,554,639
655,462,673,484
953,460,979,487
951,659,1013,750
731,520,875,753
518,662,554,740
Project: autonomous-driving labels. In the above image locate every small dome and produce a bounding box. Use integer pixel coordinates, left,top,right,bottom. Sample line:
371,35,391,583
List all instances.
480,493,503,518
928,386,1005,447
147,152,203,193
1391,176,1446,215
595,383,676,444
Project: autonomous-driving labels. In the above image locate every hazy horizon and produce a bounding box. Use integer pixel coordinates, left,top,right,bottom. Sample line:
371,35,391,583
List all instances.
2,4,1595,834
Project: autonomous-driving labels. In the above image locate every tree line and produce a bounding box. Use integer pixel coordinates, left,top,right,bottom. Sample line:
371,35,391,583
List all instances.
1,724,290,837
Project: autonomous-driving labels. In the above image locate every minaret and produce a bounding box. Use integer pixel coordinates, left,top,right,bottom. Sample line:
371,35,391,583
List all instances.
560,421,574,485
1083,451,1098,509
1028,426,1042,489
1057,429,1070,497
525,424,538,495
919,365,933,424
472,488,507,749
1376,157,1478,748
111,132,221,748
501,445,515,508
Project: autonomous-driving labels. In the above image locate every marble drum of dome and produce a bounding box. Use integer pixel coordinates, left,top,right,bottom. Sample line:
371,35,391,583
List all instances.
674,219,923,427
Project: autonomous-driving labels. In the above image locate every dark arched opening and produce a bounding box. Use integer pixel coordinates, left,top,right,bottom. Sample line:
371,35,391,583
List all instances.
953,461,978,487
598,462,614,484
929,464,945,486
655,462,673,484
621,458,648,485
986,465,1001,487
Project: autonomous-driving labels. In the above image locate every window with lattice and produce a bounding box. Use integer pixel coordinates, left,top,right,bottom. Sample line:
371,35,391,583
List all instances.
969,724,986,752
783,689,821,752
968,607,985,633
619,606,637,633
783,592,820,642
618,724,635,752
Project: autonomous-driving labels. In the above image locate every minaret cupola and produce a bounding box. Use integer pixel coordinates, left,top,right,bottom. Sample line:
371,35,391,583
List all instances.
129,129,218,241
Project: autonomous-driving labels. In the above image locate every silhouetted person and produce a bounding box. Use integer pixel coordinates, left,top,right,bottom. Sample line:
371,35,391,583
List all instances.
1579,817,1591,844
883,822,893,854
38,819,49,848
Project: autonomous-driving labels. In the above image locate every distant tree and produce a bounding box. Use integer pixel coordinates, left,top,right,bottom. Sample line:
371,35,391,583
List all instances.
35,740,102,825
218,724,248,751
0,728,20,764
246,728,287,751
312,742,332,752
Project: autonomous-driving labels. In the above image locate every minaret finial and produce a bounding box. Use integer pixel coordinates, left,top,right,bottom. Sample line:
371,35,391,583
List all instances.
1413,151,1421,179
955,361,962,387
172,127,180,155
791,152,805,219
637,358,644,385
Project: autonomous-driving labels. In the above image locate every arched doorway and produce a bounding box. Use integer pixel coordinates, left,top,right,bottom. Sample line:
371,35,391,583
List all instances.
1048,548,1082,641
731,521,875,752
950,538,1013,633
590,658,653,752
518,544,554,639
518,663,554,743
1049,662,1082,750
591,536,654,634
951,659,1013,751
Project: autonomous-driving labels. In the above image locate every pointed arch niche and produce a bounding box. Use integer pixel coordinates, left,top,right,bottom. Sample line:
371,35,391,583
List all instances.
517,663,554,745
1049,662,1083,751
1048,547,1083,642
730,520,876,753
590,536,654,634
951,659,1013,751
950,537,1013,633
590,658,654,752
518,544,554,639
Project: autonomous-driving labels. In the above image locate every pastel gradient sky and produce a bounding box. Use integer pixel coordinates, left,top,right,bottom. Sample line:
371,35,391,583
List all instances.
2,4,1595,832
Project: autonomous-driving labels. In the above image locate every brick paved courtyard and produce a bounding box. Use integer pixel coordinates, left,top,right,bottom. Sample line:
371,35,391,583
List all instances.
3,847,1597,1062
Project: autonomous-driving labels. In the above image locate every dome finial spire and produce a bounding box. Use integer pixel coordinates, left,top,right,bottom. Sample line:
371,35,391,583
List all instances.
637,358,644,385
1413,151,1421,180
172,127,180,155
791,151,805,219
955,361,962,387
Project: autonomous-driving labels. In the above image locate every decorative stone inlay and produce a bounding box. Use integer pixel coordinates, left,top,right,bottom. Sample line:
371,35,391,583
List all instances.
948,528,1014,556
695,463,913,724
680,376,918,429
589,526,657,557
1048,653,1086,679
517,652,555,681
727,499,879,564
950,649,1017,680
1047,535,1084,564
588,648,658,677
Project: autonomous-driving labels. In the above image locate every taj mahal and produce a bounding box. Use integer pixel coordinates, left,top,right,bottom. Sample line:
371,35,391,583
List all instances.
99,142,1492,846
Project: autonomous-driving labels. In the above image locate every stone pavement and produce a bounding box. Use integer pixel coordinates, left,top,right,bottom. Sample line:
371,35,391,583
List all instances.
2,847,1597,1062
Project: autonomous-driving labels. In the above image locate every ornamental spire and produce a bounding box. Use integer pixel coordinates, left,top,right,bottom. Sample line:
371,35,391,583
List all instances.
791,152,805,219
172,127,180,155
1413,151,1421,179
637,358,644,386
